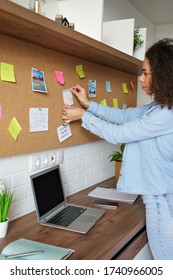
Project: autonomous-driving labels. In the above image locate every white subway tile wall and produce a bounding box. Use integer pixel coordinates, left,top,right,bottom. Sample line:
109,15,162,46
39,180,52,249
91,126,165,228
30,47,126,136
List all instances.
0,141,115,221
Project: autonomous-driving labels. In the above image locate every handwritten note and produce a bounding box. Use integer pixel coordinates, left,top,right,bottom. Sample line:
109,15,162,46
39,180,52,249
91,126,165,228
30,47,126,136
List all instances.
75,64,85,79
0,62,16,83
62,89,74,106
8,117,22,141
29,108,48,132
57,124,72,143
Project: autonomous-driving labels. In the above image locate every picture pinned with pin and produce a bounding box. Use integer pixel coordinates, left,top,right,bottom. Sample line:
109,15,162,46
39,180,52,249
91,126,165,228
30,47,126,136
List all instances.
31,67,47,93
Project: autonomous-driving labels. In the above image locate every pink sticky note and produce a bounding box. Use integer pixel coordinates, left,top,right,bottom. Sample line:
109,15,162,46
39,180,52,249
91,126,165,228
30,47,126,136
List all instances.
55,71,64,85
0,105,2,119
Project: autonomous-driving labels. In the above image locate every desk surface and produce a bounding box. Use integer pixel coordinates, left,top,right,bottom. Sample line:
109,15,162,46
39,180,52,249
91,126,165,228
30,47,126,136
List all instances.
0,177,146,259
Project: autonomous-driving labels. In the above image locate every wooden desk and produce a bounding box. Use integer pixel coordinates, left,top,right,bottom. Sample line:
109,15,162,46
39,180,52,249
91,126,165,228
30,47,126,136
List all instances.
0,178,146,259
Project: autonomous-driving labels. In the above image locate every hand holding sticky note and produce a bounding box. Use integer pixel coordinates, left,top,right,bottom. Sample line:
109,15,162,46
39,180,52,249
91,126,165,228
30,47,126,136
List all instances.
62,89,74,106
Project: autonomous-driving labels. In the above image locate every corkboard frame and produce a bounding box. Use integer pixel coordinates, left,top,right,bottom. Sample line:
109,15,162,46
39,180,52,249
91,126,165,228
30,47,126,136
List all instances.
0,34,137,157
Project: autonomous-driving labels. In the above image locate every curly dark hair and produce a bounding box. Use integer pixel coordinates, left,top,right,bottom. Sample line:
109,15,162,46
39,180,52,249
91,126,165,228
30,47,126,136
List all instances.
145,38,173,109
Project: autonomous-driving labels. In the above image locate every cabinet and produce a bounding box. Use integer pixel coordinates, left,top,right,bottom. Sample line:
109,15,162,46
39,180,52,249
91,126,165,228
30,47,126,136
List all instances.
0,0,141,75
102,19,147,61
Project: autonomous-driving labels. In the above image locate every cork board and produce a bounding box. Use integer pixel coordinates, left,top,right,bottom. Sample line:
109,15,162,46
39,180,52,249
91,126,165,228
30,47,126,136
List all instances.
0,35,137,157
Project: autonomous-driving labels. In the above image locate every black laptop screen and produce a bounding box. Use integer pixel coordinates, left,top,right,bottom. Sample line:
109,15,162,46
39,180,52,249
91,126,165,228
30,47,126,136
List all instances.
32,167,65,217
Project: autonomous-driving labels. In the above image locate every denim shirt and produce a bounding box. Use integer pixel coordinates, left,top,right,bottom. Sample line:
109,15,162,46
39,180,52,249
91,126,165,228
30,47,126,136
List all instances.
82,101,173,195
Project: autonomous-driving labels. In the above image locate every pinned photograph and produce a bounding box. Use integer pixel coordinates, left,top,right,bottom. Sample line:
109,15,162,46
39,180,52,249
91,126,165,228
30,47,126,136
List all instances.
88,80,96,97
31,68,47,93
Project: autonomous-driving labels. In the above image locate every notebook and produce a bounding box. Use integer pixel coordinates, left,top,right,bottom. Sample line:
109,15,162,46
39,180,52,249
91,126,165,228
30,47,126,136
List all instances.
0,238,74,260
30,165,105,234
88,187,138,204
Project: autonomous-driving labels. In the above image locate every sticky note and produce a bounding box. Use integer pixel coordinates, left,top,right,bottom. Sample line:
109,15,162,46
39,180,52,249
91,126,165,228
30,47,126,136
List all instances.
100,99,107,106
8,117,22,141
55,71,64,85
130,81,134,91
75,64,85,79
122,83,128,94
106,81,112,92
0,105,2,119
0,62,16,83
113,98,118,108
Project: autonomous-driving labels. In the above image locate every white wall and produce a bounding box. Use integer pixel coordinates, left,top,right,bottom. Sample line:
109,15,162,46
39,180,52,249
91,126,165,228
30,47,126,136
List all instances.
156,24,173,41
57,0,104,40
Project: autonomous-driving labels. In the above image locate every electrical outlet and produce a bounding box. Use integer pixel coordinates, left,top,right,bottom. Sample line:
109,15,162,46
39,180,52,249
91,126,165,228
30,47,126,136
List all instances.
56,150,64,164
49,152,56,167
29,155,41,171
40,153,49,169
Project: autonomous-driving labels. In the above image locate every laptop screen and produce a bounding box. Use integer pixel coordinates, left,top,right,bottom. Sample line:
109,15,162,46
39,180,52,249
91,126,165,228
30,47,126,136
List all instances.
31,166,65,217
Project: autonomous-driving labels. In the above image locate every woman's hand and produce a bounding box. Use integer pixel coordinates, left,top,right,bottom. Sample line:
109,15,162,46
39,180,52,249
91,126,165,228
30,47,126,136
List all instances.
62,105,85,123
71,84,90,109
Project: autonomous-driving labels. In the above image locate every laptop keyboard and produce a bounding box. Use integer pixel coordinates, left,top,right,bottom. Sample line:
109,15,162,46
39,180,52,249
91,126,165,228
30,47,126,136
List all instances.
47,205,87,227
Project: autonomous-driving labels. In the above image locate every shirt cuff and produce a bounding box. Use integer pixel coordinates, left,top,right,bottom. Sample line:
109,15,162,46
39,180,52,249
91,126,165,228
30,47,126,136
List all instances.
87,101,98,113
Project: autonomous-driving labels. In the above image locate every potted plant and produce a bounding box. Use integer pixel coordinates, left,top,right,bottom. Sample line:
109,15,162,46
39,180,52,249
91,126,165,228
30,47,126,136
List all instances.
0,179,13,238
134,27,144,50
109,144,125,184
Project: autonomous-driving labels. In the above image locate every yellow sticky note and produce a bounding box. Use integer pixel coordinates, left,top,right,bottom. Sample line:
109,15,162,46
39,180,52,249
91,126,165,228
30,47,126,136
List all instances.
75,64,85,79
0,62,16,83
100,99,107,106
8,117,22,141
113,98,118,108
122,83,128,94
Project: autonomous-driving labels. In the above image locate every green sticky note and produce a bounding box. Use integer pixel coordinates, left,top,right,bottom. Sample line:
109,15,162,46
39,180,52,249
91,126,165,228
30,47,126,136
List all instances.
0,62,16,83
122,83,128,94
75,64,85,79
8,117,22,141
100,99,107,106
113,98,118,108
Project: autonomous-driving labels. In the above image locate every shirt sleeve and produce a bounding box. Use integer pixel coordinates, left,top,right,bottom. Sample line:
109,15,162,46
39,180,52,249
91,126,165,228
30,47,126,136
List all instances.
82,105,173,144
87,101,148,124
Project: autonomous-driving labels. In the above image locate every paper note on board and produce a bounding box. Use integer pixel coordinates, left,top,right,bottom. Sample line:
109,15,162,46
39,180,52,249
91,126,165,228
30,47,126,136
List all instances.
0,62,16,83
122,83,128,94
29,108,48,132
75,64,85,78
55,71,64,85
62,89,74,106
8,117,22,141
57,123,72,143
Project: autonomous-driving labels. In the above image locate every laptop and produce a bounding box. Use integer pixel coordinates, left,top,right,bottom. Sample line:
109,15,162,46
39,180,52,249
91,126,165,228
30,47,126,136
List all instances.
30,165,105,234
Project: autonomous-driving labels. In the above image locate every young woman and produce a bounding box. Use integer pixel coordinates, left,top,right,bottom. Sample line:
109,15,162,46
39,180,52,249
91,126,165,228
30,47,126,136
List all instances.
62,38,173,259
